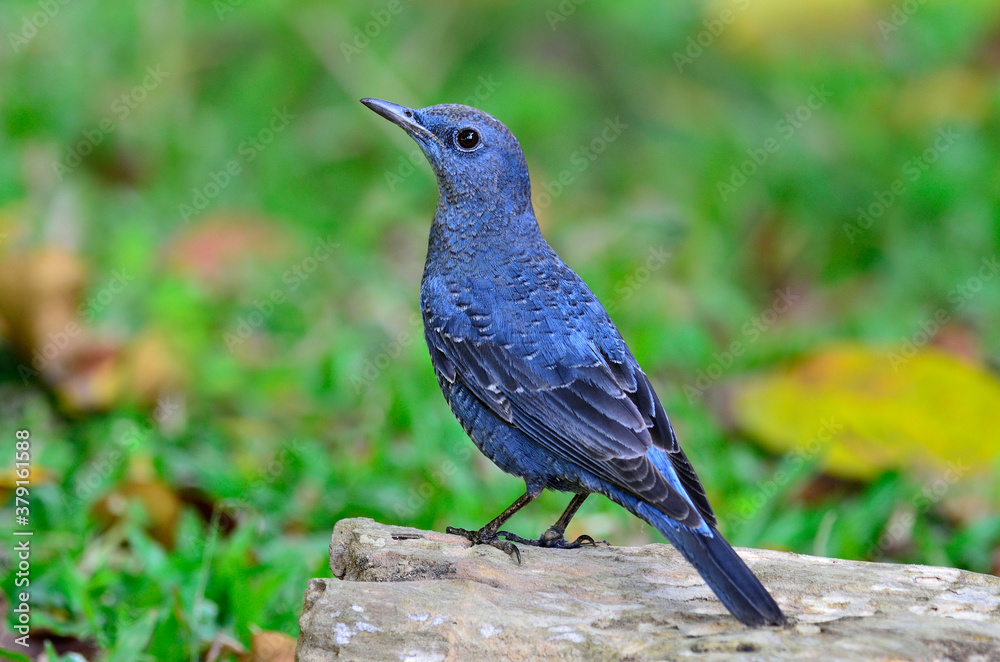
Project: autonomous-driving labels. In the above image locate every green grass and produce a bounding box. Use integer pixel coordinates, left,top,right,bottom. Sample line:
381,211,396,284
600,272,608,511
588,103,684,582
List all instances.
1,0,999,658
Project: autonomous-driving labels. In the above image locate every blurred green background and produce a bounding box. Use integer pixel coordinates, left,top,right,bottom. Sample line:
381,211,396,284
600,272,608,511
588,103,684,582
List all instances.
2,0,1000,659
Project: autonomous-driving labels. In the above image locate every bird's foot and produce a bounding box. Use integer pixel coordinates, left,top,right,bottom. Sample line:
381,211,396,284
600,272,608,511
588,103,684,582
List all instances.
446,526,522,564
498,525,609,549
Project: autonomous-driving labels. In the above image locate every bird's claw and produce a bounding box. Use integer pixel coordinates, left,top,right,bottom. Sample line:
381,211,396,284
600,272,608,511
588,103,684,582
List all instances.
564,534,610,548
446,526,522,564
498,527,609,550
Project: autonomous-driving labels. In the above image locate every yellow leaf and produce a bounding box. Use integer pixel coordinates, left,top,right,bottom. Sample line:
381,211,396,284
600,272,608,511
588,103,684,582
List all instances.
708,0,878,53
891,68,992,128
731,344,1000,480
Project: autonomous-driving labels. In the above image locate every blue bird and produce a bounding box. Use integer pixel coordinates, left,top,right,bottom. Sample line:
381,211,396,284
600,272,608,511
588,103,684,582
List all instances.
361,98,787,627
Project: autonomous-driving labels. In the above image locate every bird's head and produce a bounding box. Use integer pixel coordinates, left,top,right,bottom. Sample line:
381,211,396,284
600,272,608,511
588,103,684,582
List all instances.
361,98,532,212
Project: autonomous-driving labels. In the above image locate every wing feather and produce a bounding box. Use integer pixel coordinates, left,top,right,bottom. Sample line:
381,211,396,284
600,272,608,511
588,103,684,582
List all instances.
427,325,708,527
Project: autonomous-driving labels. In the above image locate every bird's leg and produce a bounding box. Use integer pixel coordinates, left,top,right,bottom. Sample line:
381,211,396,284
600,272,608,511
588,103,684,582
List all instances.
499,493,609,549
446,489,540,564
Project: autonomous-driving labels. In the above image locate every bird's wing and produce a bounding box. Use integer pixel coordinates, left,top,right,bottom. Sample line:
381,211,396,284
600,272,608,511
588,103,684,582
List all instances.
424,300,716,528
649,395,717,527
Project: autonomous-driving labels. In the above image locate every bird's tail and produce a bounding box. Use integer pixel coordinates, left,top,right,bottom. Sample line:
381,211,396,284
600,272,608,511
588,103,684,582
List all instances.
636,502,786,627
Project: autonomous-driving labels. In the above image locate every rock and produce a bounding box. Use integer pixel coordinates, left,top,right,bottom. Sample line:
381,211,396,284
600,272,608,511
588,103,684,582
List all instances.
296,518,1000,661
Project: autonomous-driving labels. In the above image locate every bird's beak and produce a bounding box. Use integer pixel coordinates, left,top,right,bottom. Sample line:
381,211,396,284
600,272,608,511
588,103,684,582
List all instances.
360,98,436,143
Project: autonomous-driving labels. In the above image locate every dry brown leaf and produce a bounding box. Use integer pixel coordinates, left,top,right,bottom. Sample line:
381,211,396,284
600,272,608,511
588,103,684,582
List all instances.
93,476,182,549
163,212,294,294
246,630,296,662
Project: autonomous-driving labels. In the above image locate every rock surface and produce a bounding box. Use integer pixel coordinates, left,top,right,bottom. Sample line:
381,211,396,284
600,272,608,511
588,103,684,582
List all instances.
296,518,1000,661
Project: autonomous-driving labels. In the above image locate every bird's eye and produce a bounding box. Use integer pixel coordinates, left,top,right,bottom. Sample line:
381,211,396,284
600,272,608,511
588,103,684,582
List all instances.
456,128,480,150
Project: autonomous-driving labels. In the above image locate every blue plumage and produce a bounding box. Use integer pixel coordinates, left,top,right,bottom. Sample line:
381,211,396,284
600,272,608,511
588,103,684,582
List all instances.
362,98,786,627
